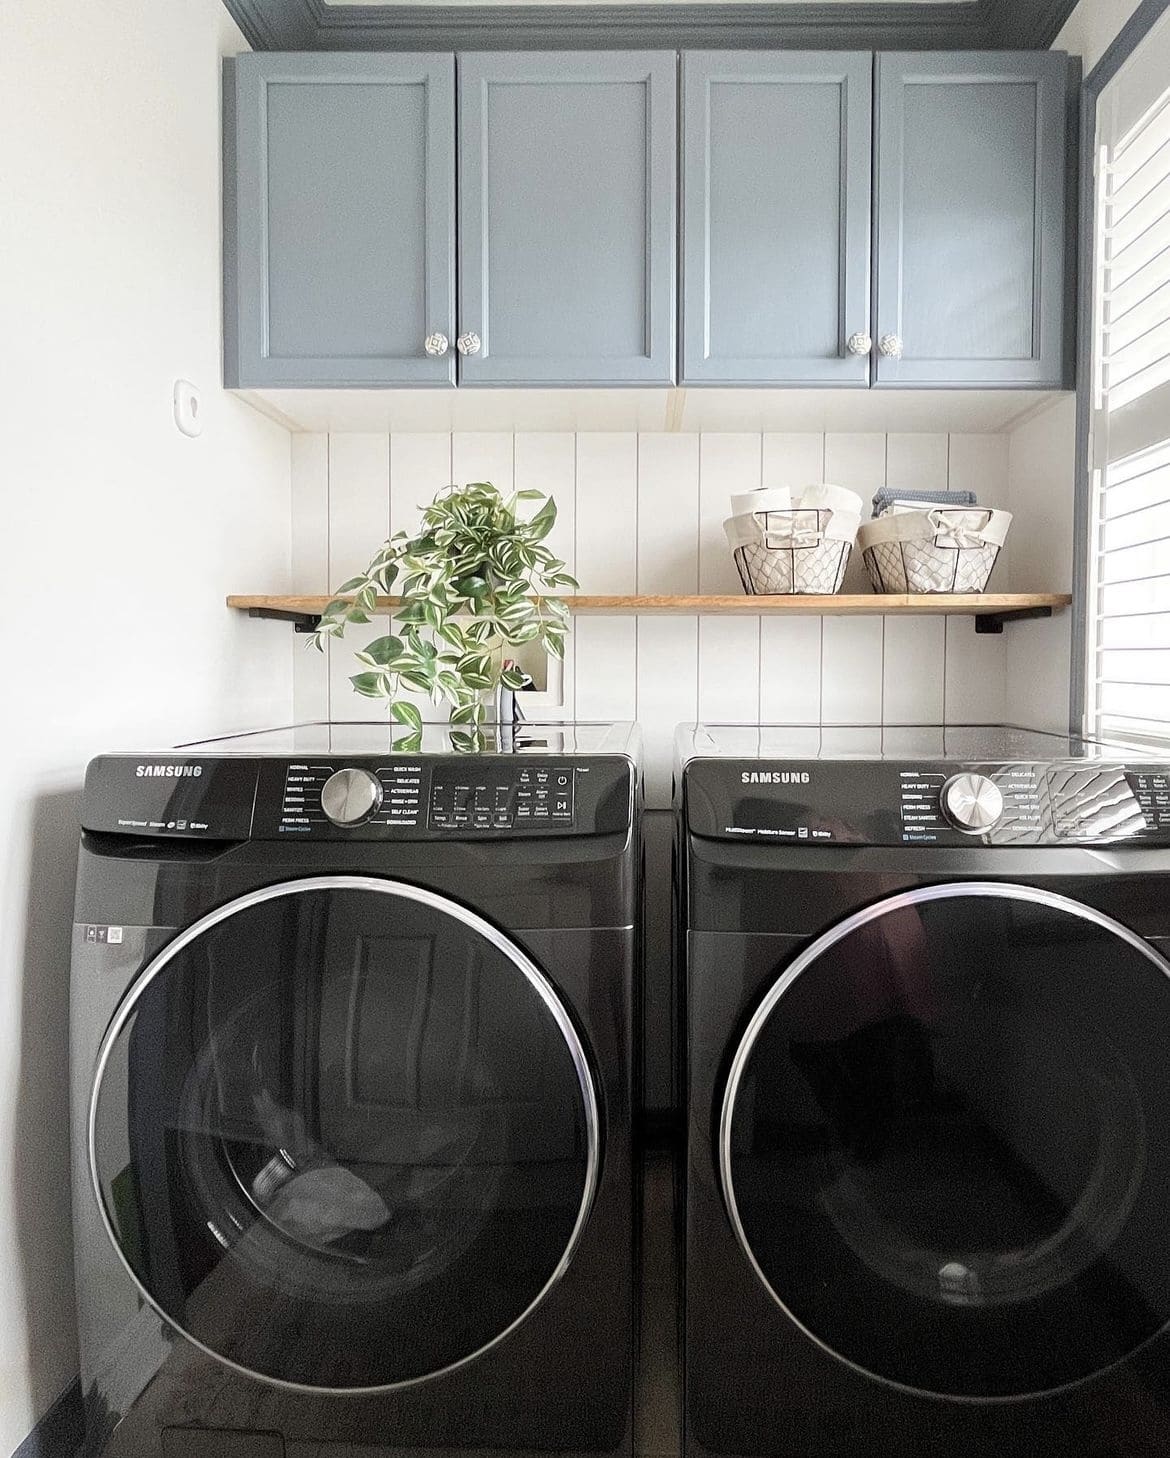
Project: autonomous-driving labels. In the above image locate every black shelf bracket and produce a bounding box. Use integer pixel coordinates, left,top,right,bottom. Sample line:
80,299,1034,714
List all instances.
248,606,322,634
974,605,1054,635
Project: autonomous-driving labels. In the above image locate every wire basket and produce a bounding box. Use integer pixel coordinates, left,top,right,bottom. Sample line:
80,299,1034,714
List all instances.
724,485,863,596
857,508,1012,594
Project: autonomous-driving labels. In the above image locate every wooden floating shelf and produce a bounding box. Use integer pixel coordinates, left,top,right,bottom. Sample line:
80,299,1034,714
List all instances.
229,592,1071,636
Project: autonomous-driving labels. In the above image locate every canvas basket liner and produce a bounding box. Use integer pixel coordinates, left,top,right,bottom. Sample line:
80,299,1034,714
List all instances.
856,508,1013,594
724,485,864,596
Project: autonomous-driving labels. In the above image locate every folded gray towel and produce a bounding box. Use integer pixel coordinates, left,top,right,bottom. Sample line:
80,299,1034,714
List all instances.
871,486,978,517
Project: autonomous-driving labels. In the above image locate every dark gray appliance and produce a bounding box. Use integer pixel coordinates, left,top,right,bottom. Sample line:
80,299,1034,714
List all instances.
71,721,640,1458
677,722,1170,1458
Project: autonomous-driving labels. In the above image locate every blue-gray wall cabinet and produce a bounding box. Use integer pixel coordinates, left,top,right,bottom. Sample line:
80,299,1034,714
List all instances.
224,53,456,388
681,52,873,386
457,52,677,386
873,51,1070,387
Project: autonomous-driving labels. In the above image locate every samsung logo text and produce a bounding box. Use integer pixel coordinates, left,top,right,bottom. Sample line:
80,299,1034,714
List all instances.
741,770,810,785
135,764,203,778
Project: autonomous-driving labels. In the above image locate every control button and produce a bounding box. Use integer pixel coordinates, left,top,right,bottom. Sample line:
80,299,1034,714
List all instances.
320,768,383,827
940,773,1004,834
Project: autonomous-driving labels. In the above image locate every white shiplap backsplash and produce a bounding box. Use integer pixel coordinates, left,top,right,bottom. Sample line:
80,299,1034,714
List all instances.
291,430,1012,807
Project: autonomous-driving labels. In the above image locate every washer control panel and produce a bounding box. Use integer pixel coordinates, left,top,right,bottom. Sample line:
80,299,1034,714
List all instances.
280,762,423,832
81,754,630,841
263,756,615,839
429,764,575,830
686,759,1170,847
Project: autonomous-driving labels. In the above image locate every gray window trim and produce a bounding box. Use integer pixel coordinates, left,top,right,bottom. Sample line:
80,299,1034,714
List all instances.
1069,0,1170,736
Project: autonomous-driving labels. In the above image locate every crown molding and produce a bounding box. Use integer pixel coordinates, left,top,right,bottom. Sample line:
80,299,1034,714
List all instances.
223,0,997,51
225,0,320,46
223,0,1081,54
983,0,1078,48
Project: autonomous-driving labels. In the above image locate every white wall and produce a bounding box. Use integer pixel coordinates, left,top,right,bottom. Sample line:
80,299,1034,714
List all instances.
1005,398,1078,731
293,430,1014,806
0,0,293,1447
1055,0,1144,69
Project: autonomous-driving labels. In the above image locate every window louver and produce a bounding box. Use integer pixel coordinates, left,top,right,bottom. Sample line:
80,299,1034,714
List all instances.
1087,8,1170,745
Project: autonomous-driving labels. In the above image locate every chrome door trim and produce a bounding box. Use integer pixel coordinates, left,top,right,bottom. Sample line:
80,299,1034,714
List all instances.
717,879,1170,1404
88,874,602,1397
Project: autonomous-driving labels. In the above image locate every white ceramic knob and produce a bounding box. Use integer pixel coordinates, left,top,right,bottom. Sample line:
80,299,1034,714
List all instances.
424,332,450,357
878,333,904,360
847,331,873,356
320,768,383,827
457,332,482,357
941,773,1004,834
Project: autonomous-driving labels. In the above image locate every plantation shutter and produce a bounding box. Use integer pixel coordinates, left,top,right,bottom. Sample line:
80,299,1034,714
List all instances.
1086,8,1170,743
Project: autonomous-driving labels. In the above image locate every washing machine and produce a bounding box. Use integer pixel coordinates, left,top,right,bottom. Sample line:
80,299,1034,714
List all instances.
676,722,1170,1458
71,721,640,1458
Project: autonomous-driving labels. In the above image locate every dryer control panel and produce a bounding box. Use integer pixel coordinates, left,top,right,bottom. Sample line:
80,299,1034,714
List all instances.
686,759,1170,847
81,754,630,841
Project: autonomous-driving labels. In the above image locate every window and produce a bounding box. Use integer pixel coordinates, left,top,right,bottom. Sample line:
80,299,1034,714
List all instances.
1085,8,1170,744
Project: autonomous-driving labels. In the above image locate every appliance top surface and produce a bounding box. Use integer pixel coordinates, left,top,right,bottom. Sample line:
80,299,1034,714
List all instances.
180,720,641,760
677,722,1159,766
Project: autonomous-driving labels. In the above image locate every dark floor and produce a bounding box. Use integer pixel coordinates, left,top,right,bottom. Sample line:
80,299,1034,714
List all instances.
636,1152,680,1458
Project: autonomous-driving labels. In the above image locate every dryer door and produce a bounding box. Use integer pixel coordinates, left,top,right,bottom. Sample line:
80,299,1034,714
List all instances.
719,881,1170,1400
89,875,600,1394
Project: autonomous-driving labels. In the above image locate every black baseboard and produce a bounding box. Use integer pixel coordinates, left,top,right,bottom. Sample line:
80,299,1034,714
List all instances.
11,1378,84,1458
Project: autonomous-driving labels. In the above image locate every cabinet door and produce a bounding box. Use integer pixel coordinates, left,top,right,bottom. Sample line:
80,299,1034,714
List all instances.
458,52,676,386
681,52,873,386
873,52,1069,387
224,53,455,388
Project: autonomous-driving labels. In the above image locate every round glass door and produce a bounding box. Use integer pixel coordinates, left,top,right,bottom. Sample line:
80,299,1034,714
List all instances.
89,876,599,1394
720,882,1170,1401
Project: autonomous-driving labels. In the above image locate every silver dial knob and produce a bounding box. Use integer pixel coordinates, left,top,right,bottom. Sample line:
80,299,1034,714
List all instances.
320,768,383,827
847,331,873,356
941,773,1004,834
456,331,482,357
878,332,904,360
424,331,450,357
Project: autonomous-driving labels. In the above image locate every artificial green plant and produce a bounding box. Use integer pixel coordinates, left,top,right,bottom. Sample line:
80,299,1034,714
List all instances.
310,481,577,751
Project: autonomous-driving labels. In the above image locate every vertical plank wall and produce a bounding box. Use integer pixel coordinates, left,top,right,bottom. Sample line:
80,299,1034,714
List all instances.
291,431,1011,808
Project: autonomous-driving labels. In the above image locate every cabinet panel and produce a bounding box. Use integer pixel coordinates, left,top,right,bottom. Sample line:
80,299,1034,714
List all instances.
682,52,872,385
874,52,1069,387
225,54,455,387
458,52,677,386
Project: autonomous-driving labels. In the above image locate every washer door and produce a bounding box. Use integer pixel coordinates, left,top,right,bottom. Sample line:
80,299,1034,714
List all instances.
89,876,600,1394
720,882,1170,1401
